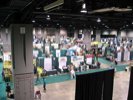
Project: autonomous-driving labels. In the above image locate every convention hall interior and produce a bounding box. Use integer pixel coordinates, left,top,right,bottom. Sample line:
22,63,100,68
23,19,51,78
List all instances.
0,0,133,100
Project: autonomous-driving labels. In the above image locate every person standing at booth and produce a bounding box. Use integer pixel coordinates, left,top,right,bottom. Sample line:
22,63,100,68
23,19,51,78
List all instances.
70,64,75,79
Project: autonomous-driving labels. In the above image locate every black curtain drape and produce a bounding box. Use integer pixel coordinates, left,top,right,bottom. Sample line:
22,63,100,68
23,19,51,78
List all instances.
75,69,114,100
127,67,133,100
103,69,114,100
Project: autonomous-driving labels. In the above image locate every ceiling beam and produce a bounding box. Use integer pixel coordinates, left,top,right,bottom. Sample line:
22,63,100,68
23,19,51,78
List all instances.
33,11,133,21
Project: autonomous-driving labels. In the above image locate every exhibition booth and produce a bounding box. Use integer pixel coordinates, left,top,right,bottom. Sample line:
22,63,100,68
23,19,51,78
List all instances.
3,52,12,82
31,28,133,77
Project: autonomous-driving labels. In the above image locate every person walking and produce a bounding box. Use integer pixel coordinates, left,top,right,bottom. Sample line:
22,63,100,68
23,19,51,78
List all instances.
70,64,75,79
42,70,47,93
6,83,11,97
2,69,5,81
42,77,46,93
35,71,41,85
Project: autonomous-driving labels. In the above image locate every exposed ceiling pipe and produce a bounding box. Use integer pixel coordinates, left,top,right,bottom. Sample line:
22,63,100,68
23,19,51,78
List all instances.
88,7,132,14
33,12,133,20
20,0,34,11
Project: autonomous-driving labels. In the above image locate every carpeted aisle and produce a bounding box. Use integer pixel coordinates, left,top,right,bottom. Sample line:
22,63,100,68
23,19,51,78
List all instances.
98,58,128,71
0,58,128,99
34,68,110,85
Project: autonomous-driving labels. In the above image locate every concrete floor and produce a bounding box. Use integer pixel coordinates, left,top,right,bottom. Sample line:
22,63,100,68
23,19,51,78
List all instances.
35,71,130,100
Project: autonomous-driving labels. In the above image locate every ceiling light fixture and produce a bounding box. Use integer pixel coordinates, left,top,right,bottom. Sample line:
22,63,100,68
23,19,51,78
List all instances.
80,3,87,13
97,18,101,23
46,15,51,20
32,20,35,23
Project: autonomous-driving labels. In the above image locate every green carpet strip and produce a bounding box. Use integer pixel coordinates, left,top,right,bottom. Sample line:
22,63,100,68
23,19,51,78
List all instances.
98,58,128,71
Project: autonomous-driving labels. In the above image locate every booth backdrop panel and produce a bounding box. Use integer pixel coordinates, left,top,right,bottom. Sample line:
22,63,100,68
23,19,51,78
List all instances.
71,56,84,67
121,51,124,62
58,57,67,70
67,56,71,65
52,50,67,57
61,50,67,56
38,50,43,57
75,69,114,100
130,51,133,60
128,67,133,100
44,58,52,71
52,57,59,69
36,57,44,67
56,50,61,57
52,50,56,57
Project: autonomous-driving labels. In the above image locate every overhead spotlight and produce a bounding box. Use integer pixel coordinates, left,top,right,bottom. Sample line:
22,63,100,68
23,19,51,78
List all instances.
105,25,109,28
97,18,101,23
80,3,87,13
57,23,59,25
126,24,128,26
32,20,35,23
46,15,51,20
132,22,133,24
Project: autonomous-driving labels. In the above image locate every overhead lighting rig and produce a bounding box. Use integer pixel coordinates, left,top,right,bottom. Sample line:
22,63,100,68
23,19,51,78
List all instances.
80,3,87,13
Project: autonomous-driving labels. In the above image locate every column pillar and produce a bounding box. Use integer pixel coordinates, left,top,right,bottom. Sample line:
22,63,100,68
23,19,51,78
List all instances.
55,30,60,44
95,30,101,42
1,28,11,52
74,30,78,39
83,30,91,50
42,28,47,53
10,24,34,100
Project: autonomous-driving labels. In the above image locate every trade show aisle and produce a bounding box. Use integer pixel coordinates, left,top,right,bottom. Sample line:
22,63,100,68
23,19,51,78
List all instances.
35,71,130,100
98,58,128,71
0,60,129,99
34,68,110,86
